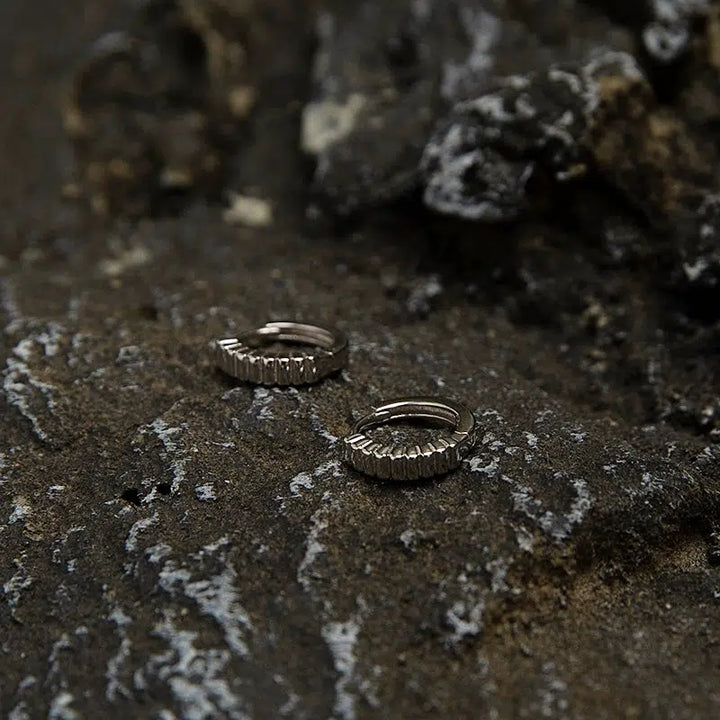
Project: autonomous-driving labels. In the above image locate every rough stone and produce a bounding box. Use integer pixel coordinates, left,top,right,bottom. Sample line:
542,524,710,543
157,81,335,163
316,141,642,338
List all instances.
2,1,720,719
303,0,633,215
65,0,259,217
422,52,647,221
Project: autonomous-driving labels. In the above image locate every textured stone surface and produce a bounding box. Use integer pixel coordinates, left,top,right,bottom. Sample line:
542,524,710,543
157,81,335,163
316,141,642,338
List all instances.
2,1,720,719
303,0,633,215
642,0,711,62
422,51,648,221
65,0,276,217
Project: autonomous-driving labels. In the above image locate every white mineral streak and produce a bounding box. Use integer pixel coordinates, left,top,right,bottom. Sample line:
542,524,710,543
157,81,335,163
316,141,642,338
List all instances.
18,676,37,691
445,599,485,644
3,557,32,611
322,615,362,720
38,323,64,356
278,688,301,717
125,513,158,552
486,558,509,594
300,7,367,159
48,633,73,683
139,616,249,720
194,483,217,501
285,454,375,713
683,257,710,282
223,194,273,227
248,386,277,421
511,476,593,541
581,52,645,114
642,0,703,60
289,472,314,497
301,94,367,155
399,529,416,550
640,472,667,494
145,543,172,563
442,7,500,100
297,496,331,593
0,278,23,332
116,345,144,366
300,397,340,445
515,524,535,552
345,330,398,365
567,479,594,526
284,457,342,569
547,67,585,96
468,455,500,477
423,123,523,222
221,387,244,402
406,275,443,315
106,606,133,701
294,479,378,715
150,418,188,494
152,538,253,659
4,336,58,441
48,693,80,720
8,497,31,524
8,702,31,720
536,662,570,717
535,409,554,423
98,243,151,277
467,413,505,475
289,461,342,498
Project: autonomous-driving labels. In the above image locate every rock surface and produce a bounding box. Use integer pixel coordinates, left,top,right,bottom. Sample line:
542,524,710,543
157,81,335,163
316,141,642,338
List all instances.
1,1,720,719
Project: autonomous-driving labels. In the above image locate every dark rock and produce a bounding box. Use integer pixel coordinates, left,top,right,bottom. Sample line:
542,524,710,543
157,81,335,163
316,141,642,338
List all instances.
300,0,463,214
422,52,648,221
422,48,719,224
672,193,720,319
304,0,633,215
3,1,720,719
66,0,258,217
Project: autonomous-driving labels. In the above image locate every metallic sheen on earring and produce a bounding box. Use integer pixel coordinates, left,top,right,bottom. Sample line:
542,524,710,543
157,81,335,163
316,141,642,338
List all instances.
215,321,348,385
344,397,477,480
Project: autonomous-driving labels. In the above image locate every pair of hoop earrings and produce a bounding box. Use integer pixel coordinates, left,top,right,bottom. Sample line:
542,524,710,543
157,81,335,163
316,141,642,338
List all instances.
215,321,477,481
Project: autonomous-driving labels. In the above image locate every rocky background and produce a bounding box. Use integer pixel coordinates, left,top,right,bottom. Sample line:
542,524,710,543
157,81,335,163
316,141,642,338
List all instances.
2,0,720,718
